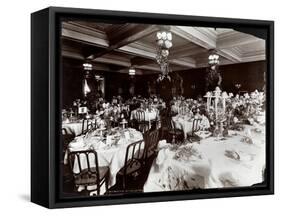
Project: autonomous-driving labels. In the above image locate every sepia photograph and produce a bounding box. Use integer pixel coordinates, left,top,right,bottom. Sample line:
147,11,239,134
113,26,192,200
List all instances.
60,19,267,198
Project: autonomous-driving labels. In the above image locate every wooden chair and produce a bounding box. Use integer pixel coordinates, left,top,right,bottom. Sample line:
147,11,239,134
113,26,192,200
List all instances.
117,140,145,191
169,119,185,144
144,129,159,161
61,128,74,160
135,109,145,121
61,128,76,183
187,118,202,142
158,108,171,138
68,149,109,195
160,116,184,144
81,119,94,135
135,110,150,133
179,105,188,115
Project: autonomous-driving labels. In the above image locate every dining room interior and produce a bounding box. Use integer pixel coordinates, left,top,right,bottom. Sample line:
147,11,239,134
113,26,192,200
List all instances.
60,20,266,198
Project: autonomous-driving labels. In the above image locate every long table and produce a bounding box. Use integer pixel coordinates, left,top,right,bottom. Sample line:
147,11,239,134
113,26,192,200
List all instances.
144,123,265,192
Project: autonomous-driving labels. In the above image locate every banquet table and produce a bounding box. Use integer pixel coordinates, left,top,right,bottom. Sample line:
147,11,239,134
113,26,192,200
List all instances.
62,118,99,136
64,127,143,194
62,120,85,136
143,123,266,192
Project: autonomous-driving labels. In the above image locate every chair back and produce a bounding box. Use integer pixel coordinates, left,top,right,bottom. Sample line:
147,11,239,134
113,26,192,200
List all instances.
68,149,101,186
160,116,172,130
144,130,159,159
124,140,145,175
135,110,145,122
61,128,74,152
179,106,188,115
82,119,94,134
170,119,178,130
192,118,202,135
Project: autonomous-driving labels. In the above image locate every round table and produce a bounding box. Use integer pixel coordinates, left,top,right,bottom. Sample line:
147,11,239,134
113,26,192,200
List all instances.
64,127,143,194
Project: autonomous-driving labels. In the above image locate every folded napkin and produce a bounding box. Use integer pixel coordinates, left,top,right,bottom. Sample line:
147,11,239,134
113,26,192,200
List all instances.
173,145,201,162
91,140,106,150
156,148,169,165
241,136,253,144
68,136,85,150
253,127,262,133
241,129,254,144
117,137,127,146
256,115,265,124
224,150,240,161
158,140,170,149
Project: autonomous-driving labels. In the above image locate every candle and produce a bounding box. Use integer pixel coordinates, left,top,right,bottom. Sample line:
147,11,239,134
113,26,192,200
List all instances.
215,97,218,122
222,91,228,113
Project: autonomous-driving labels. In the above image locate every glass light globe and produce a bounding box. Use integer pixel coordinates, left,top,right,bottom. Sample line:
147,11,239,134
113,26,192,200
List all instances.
167,32,172,40
165,40,171,48
156,32,162,39
161,49,169,57
168,41,173,48
161,31,167,40
158,39,164,46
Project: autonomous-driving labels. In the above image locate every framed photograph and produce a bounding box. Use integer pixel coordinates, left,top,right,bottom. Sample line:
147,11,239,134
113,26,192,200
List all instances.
31,7,274,208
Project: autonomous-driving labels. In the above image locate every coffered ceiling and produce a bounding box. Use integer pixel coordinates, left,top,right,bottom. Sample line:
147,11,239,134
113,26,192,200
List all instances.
61,21,265,75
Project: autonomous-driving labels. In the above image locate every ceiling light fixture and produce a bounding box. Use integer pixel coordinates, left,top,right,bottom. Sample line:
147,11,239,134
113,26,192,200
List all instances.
156,30,173,82
208,49,220,65
83,62,93,71
129,67,136,76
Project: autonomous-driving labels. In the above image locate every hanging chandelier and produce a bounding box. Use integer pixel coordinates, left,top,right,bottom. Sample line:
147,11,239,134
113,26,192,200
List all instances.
208,49,220,66
82,62,93,71
205,49,222,91
155,30,173,82
128,67,136,76
82,61,93,97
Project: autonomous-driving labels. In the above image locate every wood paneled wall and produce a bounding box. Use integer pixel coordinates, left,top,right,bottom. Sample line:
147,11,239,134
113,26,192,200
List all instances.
62,58,266,107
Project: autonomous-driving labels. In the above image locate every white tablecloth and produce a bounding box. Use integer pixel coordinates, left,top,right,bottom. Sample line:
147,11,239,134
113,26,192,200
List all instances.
64,128,143,194
62,119,98,136
172,115,210,139
172,115,193,138
144,123,265,192
62,121,84,136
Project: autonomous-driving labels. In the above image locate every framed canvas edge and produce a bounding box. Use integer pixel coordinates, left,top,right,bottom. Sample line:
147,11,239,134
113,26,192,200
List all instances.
35,6,274,209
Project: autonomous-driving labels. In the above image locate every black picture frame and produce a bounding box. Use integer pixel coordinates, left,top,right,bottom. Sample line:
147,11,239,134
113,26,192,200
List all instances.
31,6,274,208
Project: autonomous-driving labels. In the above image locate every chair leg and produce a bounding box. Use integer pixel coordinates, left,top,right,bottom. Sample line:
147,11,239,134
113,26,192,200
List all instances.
105,171,109,192
122,175,126,192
